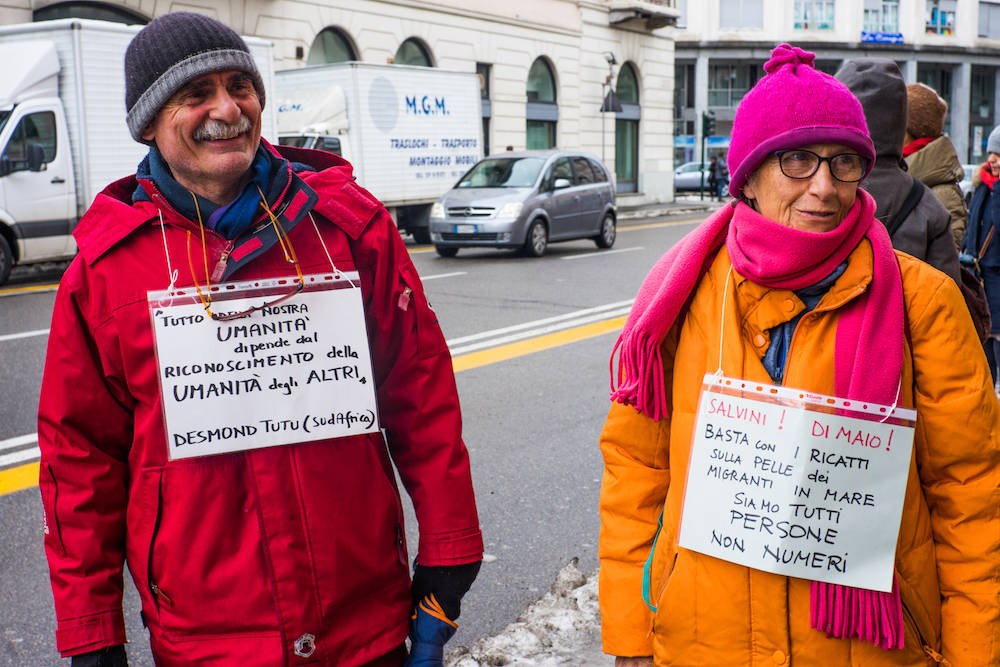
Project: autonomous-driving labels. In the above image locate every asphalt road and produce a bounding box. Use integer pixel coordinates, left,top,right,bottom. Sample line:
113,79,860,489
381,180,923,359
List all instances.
0,211,707,665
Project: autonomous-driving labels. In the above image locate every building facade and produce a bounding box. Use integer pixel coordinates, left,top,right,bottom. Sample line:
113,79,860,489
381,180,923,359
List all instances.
674,0,1000,167
1,0,681,204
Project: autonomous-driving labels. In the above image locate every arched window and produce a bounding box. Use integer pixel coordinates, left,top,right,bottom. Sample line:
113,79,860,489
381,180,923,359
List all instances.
307,27,356,65
34,1,148,23
394,38,432,67
526,57,557,149
615,62,641,192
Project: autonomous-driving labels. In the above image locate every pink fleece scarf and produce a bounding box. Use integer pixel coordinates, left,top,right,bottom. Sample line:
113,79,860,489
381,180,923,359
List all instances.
611,188,906,650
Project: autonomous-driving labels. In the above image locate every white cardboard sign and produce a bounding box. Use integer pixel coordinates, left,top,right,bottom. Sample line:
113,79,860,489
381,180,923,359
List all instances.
148,273,379,460
677,374,916,592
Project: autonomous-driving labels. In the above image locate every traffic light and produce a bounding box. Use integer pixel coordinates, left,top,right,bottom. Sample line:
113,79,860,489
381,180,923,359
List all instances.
702,111,716,137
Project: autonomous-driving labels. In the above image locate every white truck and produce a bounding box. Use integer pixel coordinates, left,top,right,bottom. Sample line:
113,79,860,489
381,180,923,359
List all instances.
274,62,483,243
0,19,276,286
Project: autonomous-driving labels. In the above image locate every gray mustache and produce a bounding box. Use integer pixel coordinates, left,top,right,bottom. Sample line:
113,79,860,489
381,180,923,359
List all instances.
193,115,252,141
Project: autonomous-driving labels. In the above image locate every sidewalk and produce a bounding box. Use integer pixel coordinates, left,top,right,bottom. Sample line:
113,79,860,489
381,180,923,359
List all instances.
616,193,720,222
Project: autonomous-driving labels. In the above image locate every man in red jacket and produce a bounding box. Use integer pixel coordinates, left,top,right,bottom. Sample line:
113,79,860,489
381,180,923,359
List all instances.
37,12,482,667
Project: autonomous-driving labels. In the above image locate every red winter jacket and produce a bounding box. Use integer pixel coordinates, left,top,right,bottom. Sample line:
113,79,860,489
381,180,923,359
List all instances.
37,144,482,665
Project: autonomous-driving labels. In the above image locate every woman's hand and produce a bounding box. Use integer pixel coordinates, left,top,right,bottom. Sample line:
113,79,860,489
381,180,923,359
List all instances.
615,657,654,667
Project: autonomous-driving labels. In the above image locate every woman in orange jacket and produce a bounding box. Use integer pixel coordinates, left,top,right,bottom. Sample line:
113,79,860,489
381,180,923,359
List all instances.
599,45,1000,667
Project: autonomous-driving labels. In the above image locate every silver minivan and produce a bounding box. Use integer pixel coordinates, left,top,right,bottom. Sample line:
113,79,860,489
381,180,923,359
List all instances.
428,150,617,257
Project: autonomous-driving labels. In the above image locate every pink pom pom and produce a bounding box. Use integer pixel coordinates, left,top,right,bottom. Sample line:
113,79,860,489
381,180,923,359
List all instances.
764,43,816,74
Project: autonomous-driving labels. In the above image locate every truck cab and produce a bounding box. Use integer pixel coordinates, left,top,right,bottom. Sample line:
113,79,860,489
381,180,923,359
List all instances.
0,41,74,285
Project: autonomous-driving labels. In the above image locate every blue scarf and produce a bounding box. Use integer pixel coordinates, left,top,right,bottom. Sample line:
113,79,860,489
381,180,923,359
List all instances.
134,145,292,240
761,262,847,383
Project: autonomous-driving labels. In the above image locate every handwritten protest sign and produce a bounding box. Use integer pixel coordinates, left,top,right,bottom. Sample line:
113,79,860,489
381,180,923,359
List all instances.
148,273,379,460
677,374,916,592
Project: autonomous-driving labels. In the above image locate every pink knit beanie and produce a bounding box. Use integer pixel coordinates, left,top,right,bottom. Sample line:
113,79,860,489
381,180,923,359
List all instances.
727,44,875,196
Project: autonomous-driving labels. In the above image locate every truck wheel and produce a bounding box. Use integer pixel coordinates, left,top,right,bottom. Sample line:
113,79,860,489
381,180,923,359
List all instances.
435,245,459,258
0,235,11,286
411,228,432,245
594,213,616,248
523,220,548,257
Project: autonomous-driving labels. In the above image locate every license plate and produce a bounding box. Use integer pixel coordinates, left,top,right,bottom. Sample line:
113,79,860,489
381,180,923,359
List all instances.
454,224,477,234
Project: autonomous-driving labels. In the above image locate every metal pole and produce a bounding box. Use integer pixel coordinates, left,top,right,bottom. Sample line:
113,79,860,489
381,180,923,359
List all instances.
602,81,606,165
699,115,706,201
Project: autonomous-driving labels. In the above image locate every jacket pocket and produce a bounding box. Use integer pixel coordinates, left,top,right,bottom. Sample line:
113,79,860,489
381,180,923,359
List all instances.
897,571,947,665
146,459,277,638
41,464,65,557
145,471,165,611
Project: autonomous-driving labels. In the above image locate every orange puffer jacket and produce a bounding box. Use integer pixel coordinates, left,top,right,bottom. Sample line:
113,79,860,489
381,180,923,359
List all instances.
599,241,1000,666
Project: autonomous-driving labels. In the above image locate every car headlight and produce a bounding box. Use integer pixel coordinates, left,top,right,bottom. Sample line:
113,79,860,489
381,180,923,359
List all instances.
498,202,523,218
430,202,445,219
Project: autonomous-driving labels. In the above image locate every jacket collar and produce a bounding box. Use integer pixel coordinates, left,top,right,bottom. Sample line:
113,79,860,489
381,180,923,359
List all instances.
74,140,382,266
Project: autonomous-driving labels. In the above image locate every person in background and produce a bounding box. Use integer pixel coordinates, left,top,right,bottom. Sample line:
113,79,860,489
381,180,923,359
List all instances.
37,12,482,667
962,125,1000,387
708,155,729,201
835,59,960,285
904,82,968,252
599,44,1000,667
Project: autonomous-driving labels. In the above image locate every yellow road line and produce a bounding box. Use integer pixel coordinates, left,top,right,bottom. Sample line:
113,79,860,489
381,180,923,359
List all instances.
620,217,703,232
0,283,59,296
0,462,38,496
0,314,626,497
452,315,624,372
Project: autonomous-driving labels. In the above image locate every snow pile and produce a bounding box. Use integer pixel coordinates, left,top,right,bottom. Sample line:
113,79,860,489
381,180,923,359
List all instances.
446,559,608,666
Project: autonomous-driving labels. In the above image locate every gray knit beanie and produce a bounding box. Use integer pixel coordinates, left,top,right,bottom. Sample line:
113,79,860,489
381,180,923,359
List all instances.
988,125,1000,156
125,12,265,143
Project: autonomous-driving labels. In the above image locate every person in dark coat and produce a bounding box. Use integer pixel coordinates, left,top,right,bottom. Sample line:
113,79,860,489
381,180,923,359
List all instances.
963,125,1000,386
708,156,729,200
904,82,968,252
835,58,960,285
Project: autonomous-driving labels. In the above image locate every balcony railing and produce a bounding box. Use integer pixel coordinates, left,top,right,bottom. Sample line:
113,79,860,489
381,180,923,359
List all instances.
707,88,747,108
608,0,680,30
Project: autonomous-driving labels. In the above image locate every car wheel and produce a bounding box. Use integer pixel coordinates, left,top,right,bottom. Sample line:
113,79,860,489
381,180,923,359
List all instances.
435,245,459,258
411,228,432,245
594,213,616,248
523,219,548,257
0,235,12,286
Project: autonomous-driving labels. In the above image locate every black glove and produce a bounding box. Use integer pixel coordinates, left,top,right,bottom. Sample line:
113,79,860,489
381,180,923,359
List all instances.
71,645,128,667
411,560,481,621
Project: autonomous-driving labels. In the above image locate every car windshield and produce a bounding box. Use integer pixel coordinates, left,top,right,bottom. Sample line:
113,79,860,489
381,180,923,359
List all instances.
456,157,545,188
278,135,311,149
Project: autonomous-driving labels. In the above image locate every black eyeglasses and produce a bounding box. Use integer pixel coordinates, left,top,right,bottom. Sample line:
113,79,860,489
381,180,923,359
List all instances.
773,149,869,183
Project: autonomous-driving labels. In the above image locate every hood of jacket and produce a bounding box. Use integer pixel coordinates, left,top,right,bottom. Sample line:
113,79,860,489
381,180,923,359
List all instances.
905,135,964,188
73,140,375,267
836,58,906,161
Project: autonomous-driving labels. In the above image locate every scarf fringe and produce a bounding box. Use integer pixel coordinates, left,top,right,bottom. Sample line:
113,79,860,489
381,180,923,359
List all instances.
811,580,904,650
610,330,665,422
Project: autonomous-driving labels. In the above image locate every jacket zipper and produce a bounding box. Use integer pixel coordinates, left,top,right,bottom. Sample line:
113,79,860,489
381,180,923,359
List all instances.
210,240,235,283
900,597,948,664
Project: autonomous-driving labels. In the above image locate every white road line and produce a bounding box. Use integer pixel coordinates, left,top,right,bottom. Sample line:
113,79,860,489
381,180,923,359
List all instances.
1,302,639,470
0,329,49,343
0,446,40,469
560,246,645,260
446,300,633,356
420,271,467,281
0,434,38,452
446,300,633,348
